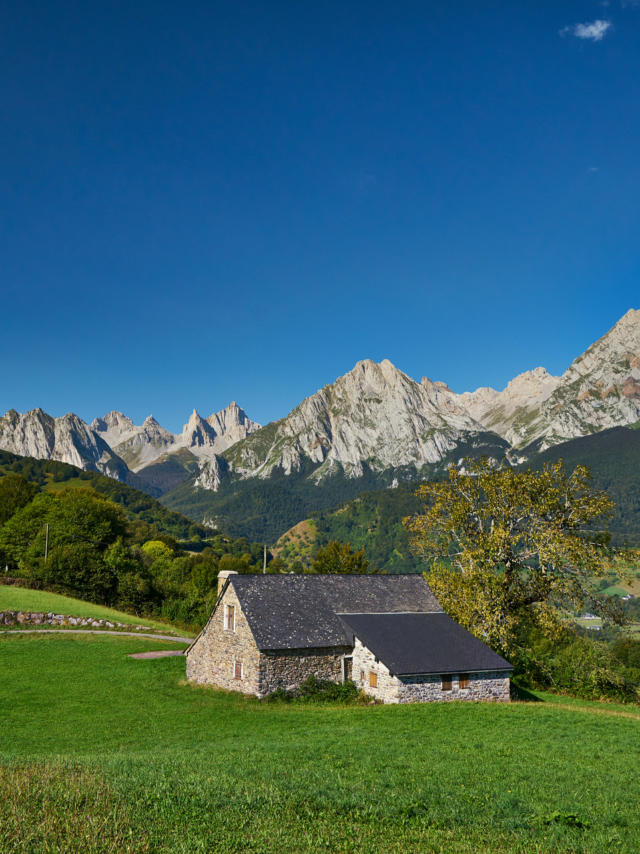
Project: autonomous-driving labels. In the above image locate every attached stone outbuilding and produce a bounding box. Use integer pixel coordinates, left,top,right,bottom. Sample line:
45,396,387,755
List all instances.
186,573,512,703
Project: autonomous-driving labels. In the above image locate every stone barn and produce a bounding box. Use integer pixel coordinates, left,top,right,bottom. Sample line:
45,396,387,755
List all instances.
186,572,512,703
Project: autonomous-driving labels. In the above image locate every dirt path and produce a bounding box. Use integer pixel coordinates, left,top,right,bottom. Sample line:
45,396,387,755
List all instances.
0,629,192,643
128,650,185,659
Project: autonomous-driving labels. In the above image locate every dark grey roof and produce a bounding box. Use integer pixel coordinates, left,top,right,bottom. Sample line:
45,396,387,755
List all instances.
228,574,442,651
338,612,512,675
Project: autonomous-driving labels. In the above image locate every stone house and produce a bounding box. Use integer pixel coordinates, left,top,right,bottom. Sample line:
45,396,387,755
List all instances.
186,572,512,703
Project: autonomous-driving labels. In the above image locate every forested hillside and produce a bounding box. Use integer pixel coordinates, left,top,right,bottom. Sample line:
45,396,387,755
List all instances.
0,450,209,541
0,453,268,629
162,432,510,542
529,425,640,547
275,426,640,572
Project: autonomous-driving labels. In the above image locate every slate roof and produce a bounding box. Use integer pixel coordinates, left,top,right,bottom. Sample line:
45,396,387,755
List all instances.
338,612,512,676
228,574,442,651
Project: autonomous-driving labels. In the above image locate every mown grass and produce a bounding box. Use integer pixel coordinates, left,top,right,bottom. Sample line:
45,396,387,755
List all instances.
1,633,639,852
0,587,190,635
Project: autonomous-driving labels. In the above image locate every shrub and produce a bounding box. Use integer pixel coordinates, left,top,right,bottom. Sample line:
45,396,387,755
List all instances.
265,676,372,704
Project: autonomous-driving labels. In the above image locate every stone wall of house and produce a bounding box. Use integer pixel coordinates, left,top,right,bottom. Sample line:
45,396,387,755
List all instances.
397,670,510,703
258,647,352,696
185,585,261,695
352,637,402,702
352,637,510,704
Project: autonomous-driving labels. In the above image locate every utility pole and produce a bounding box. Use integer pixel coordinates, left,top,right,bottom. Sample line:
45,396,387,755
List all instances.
44,523,49,562
263,544,267,574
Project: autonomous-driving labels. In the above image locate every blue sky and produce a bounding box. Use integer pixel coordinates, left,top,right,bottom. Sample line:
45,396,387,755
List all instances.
1,1,639,432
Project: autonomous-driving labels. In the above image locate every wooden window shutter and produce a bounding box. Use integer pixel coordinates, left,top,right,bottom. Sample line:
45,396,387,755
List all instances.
234,660,242,680
369,671,378,688
225,604,235,631
459,674,470,690
441,675,453,691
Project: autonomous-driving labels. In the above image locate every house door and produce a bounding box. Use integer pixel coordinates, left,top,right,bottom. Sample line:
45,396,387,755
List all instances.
342,656,353,683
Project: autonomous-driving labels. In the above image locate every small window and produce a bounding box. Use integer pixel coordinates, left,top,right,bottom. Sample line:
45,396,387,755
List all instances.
369,671,378,688
224,604,235,632
234,659,243,680
360,670,366,682
459,674,470,690
441,675,453,691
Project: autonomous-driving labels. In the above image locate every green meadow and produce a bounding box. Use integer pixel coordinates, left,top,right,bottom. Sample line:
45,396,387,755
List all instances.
1,633,640,853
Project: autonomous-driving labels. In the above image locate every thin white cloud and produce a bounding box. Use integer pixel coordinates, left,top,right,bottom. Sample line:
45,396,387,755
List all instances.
560,19,612,41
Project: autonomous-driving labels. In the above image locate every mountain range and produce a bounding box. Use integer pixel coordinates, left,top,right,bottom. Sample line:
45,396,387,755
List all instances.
1,308,639,539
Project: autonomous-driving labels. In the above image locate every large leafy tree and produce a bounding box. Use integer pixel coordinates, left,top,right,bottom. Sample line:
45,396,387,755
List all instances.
403,458,616,654
0,474,38,527
311,540,370,574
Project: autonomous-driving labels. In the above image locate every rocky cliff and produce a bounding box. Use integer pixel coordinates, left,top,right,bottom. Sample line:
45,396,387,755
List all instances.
224,359,486,481
0,408,129,479
457,309,640,450
91,402,261,472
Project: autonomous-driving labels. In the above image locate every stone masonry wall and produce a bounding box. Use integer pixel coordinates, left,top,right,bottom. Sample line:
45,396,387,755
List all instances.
397,670,510,703
186,585,261,695
258,647,352,696
352,637,402,702
352,637,510,704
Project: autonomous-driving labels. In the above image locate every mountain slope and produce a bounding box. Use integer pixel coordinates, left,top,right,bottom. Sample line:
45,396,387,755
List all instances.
460,309,640,450
0,409,131,480
224,359,488,482
92,402,260,473
163,431,511,541
270,424,640,573
0,449,210,541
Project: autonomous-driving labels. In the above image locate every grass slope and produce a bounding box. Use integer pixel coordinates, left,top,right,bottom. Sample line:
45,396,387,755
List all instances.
2,633,639,852
0,587,189,635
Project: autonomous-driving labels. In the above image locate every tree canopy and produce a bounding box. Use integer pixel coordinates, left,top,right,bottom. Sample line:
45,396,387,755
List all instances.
403,458,616,655
311,540,370,574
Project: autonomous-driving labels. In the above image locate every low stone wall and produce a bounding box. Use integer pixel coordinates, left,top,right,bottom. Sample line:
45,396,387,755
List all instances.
258,647,351,697
0,611,152,631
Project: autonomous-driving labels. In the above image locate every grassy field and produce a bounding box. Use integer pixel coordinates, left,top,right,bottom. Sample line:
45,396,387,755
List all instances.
1,634,640,853
0,587,191,636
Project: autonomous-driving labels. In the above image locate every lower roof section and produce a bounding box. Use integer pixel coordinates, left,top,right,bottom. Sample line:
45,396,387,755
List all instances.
338,612,512,676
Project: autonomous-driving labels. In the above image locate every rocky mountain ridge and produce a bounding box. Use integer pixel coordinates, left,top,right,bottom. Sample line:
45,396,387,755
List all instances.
224,358,487,482
0,402,260,481
0,408,130,480
458,308,640,449
1,309,638,498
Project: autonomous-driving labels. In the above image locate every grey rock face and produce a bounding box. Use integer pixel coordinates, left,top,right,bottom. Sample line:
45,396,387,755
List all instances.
458,309,640,449
207,401,261,451
91,403,261,473
225,359,485,482
0,408,129,478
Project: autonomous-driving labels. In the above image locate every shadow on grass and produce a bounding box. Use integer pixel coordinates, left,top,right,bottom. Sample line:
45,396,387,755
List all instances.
510,682,543,702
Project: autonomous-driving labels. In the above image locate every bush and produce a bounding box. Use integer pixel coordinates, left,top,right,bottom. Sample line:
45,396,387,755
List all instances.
265,676,372,704
514,628,640,704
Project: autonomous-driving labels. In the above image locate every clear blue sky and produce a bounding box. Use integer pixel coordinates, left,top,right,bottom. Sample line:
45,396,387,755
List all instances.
2,1,639,431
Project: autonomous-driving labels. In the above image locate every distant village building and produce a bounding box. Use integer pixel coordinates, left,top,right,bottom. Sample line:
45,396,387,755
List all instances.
186,572,512,703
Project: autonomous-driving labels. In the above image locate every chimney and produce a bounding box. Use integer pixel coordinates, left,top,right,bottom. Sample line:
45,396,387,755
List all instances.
217,570,238,596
